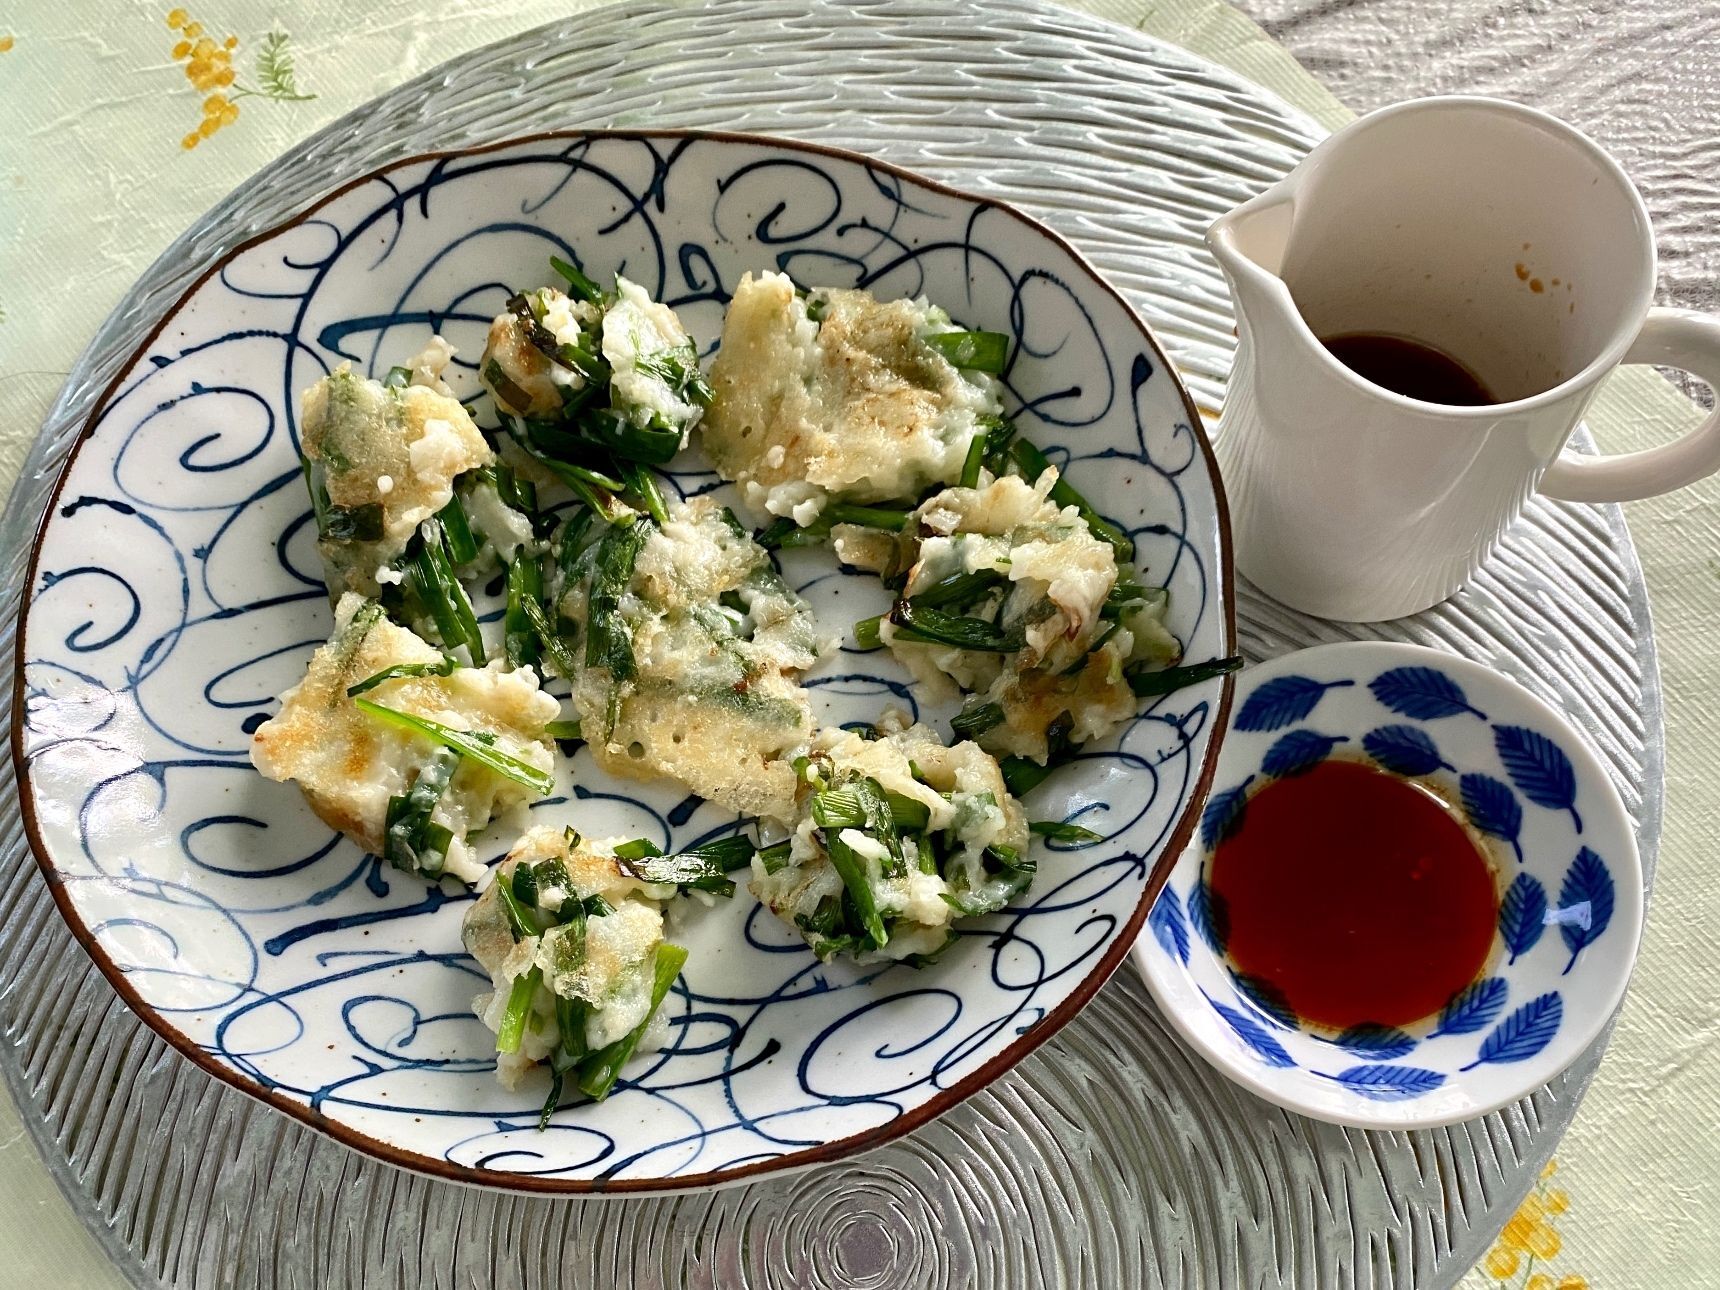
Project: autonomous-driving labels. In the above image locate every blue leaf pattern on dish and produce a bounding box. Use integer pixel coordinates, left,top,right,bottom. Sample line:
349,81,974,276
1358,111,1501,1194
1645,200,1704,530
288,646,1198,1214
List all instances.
1431,977,1509,1038
1494,725,1583,833
1230,972,1298,1029
1498,873,1547,963
1328,1024,1417,1060
1210,1000,1295,1068
1260,729,1346,778
1188,878,1227,955
1465,992,1562,1069
1149,886,1190,965
1369,666,1486,721
1326,1064,1446,1100
1461,772,1525,864
1360,724,1450,777
1234,676,1352,732
1172,648,1625,1115
1199,777,1253,851
1556,846,1615,974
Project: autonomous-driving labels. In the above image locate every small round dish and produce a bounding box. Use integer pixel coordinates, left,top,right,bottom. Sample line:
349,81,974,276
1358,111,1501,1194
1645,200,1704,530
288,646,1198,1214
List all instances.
1133,640,1643,1129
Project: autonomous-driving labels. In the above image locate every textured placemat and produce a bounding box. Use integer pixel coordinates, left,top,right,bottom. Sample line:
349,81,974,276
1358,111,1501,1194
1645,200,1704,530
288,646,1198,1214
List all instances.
0,1,1665,1286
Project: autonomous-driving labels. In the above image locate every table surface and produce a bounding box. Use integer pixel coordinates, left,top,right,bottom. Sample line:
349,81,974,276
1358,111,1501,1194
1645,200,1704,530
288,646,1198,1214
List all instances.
0,2,1716,1288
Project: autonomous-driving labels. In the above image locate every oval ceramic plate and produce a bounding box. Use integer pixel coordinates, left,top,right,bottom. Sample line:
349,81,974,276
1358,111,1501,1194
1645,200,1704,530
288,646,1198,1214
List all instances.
13,130,1234,1192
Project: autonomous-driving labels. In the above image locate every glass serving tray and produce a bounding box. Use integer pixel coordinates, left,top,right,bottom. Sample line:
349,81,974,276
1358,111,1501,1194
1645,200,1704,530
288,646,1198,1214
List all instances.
0,0,1658,1285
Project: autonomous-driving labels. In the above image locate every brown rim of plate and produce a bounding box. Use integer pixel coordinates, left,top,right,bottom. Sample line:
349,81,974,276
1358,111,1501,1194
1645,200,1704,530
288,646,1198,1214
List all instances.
9,127,1237,1196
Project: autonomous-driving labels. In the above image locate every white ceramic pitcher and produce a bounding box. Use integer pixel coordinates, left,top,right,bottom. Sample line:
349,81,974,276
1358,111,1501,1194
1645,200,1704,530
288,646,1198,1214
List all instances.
1208,96,1720,622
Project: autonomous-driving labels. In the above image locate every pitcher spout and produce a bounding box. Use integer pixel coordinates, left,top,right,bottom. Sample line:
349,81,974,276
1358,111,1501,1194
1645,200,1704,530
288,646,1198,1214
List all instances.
1207,185,1309,368
1206,188,1297,287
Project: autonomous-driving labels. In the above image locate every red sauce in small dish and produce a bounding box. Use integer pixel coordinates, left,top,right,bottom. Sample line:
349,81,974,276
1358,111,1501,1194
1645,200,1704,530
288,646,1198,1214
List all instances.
1209,760,1497,1029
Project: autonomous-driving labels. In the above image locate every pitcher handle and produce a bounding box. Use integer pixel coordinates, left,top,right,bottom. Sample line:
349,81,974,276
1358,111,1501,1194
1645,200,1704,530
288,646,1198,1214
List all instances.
1540,308,1720,503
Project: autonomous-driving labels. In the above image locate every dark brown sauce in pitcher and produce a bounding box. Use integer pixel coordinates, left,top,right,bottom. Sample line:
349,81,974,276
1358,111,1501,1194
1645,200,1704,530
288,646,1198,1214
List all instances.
1320,332,1496,406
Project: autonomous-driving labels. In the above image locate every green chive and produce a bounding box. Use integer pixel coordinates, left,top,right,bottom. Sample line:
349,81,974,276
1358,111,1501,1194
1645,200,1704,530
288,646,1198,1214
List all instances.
1127,655,1243,697
811,788,866,830
998,713,1076,798
381,745,460,876
885,790,932,832
575,943,687,1100
515,419,630,491
521,594,580,680
755,517,826,550
509,862,541,911
544,718,584,742
539,918,592,1129
940,843,1038,916
908,569,1004,610
483,463,540,517
582,407,683,467
822,828,889,949
1103,575,1152,619
978,414,1018,476
888,601,1025,652
941,867,1036,917
584,518,654,682
549,255,604,305
852,776,904,871
853,615,884,651
482,358,538,415
900,935,959,969
950,700,1006,741
346,656,457,697
959,429,987,489
438,492,481,566
796,894,843,938
494,871,541,942
925,329,1009,373
560,341,611,386
634,346,712,408
502,416,636,525
301,456,327,529
564,470,637,526
409,519,486,664
539,1070,566,1131
825,502,911,531
613,840,741,897
699,835,760,873
617,459,670,525
352,697,554,795
1000,756,1055,798
495,968,539,1053
555,508,595,578
1008,438,1133,559
504,555,544,669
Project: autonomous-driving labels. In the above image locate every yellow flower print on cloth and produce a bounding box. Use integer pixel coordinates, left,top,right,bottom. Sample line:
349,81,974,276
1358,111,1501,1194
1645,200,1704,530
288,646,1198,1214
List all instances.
1481,1161,1587,1289
165,9,314,150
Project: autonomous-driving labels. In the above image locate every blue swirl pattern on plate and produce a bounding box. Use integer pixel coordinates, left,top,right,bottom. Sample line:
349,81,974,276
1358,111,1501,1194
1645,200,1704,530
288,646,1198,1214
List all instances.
15,133,1231,1189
